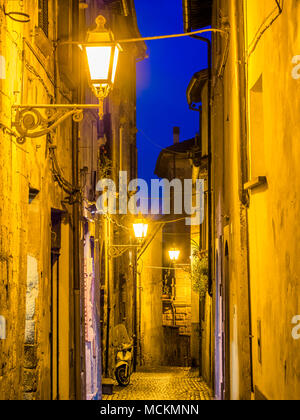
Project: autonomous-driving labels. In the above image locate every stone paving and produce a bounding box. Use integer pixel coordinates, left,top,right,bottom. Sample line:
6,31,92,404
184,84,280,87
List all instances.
102,367,212,401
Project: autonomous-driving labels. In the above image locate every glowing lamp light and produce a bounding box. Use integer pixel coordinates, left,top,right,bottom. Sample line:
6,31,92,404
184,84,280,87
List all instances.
169,248,180,261
83,15,122,117
133,216,148,240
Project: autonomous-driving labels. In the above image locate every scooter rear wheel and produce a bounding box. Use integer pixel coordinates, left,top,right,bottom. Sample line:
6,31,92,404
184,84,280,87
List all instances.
115,366,131,387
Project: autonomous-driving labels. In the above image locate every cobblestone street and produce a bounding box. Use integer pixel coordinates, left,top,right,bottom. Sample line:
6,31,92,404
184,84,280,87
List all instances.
103,368,212,401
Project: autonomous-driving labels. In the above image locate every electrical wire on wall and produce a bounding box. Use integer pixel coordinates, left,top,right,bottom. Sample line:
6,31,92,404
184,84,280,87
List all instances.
246,0,284,59
48,145,81,204
0,122,28,153
0,4,30,23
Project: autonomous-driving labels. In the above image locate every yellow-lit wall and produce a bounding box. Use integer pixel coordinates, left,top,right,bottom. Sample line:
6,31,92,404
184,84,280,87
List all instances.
212,0,255,400
245,0,300,400
212,0,300,400
139,228,165,367
0,0,78,400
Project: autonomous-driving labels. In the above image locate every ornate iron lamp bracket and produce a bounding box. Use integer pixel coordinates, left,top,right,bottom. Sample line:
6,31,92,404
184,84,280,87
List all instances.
108,244,141,259
12,104,101,144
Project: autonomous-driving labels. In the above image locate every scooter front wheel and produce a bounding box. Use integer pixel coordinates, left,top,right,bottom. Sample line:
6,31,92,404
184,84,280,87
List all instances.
115,366,131,387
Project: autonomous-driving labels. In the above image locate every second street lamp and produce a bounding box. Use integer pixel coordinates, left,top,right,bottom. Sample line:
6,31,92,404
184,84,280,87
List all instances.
133,215,149,240
107,216,148,259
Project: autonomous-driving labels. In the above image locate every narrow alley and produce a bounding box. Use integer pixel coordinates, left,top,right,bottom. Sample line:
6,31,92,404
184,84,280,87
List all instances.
0,0,300,403
103,368,212,401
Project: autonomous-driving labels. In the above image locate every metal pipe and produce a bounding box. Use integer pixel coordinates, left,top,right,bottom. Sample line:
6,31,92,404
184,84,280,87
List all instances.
12,104,102,109
236,1,254,394
189,33,212,384
133,252,138,372
70,15,83,398
138,270,142,366
190,34,213,298
73,120,82,400
104,217,111,378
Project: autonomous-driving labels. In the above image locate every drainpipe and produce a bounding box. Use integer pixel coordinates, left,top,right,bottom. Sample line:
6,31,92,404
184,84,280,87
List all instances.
190,33,212,383
104,217,111,378
189,36,212,292
72,118,82,400
133,252,138,372
73,1,84,400
235,1,254,395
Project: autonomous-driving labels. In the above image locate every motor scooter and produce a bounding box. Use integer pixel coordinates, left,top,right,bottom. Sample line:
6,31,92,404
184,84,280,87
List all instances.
113,324,133,386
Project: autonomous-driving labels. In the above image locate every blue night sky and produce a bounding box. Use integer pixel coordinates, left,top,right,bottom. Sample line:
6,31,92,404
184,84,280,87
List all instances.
134,0,208,184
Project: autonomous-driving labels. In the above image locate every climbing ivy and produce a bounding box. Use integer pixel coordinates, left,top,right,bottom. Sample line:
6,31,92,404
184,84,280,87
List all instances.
190,240,209,301
99,145,112,180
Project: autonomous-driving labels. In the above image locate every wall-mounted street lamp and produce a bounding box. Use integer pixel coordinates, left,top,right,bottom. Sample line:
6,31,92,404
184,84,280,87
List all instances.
109,215,149,258
12,15,121,143
84,15,122,117
133,214,149,240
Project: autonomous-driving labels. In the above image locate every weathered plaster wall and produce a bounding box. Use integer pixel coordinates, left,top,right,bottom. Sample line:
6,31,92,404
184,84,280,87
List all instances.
212,0,253,400
0,1,32,399
245,0,300,400
139,229,164,367
0,0,78,400
212,0,300,400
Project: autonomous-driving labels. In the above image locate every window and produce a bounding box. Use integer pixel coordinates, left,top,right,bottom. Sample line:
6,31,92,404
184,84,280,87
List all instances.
38,0,49,37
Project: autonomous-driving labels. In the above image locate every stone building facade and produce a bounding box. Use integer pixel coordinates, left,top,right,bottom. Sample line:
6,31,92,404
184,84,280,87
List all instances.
0,0,144,400
0,0,82,400
184,0,300,400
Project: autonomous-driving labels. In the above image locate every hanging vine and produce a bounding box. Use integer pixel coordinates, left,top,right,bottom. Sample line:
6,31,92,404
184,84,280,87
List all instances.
190,240,209,301
98,145,112,180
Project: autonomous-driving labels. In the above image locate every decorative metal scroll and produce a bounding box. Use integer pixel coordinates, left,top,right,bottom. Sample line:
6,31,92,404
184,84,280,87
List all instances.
12,106,84,144
108,245,140,259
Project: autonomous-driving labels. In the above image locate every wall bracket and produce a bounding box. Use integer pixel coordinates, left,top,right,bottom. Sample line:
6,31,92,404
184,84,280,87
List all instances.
12,104,101,144
109,244,141,259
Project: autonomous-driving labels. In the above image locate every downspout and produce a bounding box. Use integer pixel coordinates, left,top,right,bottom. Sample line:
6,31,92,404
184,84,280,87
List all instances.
133,250,138,372
236,0,254,396
189,35,212,292
188,33,212,383
104,217,110,377
73,1,83,400
73,119,82,400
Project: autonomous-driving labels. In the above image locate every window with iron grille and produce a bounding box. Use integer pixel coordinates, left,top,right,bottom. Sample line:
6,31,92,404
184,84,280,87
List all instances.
38,0,49,37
